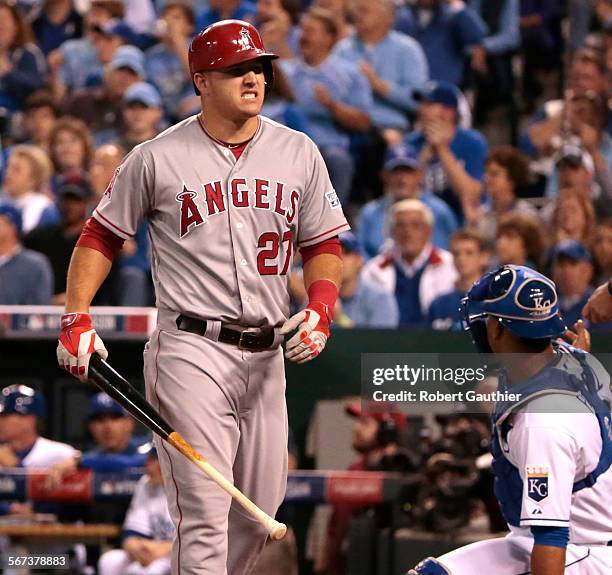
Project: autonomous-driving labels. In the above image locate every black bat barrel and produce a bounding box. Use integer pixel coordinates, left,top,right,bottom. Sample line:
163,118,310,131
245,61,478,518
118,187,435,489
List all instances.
88,353,174,439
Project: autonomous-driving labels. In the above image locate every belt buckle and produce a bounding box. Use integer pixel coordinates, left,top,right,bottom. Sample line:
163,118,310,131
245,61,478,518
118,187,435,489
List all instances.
238,329,260,350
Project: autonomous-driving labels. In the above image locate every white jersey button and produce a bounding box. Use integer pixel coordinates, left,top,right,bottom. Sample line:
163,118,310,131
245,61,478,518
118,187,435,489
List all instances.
223,149,230,157
240,259,247,266
236,222,243,229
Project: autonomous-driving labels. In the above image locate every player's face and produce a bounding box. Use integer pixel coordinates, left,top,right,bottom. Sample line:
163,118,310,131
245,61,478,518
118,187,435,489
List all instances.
2,155,36,196
392,210,432,260
451,239,487,279
384,167,422,200
0,414,35,443
88,414,135,453
197,60,266,120
352,416,379,453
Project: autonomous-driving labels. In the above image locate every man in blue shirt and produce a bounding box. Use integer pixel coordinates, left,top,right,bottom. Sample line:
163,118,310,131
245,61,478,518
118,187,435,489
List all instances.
357,144,458,259
333,0,429,132
404,0,486,87
405,81,487,223
279,7,373,204
429,228,490,330
0,201,53,304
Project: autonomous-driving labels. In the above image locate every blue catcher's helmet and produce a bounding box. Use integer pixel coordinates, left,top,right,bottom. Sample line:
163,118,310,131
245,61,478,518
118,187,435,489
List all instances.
0,385,46,418
461,265,566,353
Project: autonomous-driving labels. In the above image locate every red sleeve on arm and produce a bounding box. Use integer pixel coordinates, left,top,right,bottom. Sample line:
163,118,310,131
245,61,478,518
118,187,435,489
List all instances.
299,237,341,264
76,217,125,261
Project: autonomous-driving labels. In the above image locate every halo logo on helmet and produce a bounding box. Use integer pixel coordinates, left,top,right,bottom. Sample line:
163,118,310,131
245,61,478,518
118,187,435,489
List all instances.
460,265,566,353
237,28,256,51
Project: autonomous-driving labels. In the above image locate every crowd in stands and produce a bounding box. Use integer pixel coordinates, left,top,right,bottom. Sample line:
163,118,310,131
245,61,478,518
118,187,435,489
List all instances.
0,0,610,333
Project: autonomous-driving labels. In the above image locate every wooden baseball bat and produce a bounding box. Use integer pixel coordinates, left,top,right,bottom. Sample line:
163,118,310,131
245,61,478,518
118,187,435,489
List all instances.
88,353,287,541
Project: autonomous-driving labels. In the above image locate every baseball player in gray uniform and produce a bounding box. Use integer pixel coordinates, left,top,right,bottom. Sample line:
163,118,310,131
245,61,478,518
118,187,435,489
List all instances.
56,19,350,575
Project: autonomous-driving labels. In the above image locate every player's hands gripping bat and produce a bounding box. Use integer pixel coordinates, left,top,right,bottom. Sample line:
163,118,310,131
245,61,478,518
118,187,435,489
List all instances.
87,354,287,541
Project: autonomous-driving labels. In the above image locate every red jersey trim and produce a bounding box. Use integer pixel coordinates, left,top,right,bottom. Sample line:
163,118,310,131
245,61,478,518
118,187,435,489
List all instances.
92,209,134,239
77,218,125,260
299,223,350,246
300,237,341,264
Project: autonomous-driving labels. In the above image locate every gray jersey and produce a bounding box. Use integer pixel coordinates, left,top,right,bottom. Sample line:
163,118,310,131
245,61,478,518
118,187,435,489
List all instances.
93,115,349,326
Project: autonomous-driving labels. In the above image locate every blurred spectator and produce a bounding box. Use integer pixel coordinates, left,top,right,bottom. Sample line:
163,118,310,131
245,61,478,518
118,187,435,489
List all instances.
429,229,490,330
0,384,76,516
334,231,397,328
85,18,137,87
256,0,301,58
0,200,53,304
90,143,126,201
98,448,173,575
317,402,414,574
551,240,595,327
542,93,612,205
357,144,458,259
21,90,59,150
405,81,487,223
359,199,457,328
145,1,195,122
549,186,596,245
334,0,429,132
593,218,612,283
49,117,94,188
63,46,146,145
468,0,520,142
260,65,311,133
474,146,537,241
123,0,157,36
49,0,124,97
31,0,84,56
118,82,163,152
1,144,56,232
0,0,47,112
403,0,486,87
494,211,544,268
279,7,372,205
313,0,353,41
519,0,564,111
23,172,117,305
196,0,257,31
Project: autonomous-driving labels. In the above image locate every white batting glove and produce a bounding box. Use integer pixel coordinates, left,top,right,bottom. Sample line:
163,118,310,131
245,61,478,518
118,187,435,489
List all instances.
57,313,108,382
280,302,330,364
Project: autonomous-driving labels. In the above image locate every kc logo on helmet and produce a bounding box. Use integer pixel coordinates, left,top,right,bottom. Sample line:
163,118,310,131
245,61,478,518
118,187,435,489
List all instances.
526,466,549,502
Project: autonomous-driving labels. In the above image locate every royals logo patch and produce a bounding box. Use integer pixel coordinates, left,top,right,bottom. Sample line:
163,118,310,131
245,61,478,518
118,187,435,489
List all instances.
526,466,549,502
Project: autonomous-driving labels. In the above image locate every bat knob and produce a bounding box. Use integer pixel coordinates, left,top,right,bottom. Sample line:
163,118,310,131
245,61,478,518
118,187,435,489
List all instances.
270,522,287,541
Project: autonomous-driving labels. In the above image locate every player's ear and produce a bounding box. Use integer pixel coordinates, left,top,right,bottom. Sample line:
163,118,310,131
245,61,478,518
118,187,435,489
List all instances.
193,72,208,95
486,316,504,349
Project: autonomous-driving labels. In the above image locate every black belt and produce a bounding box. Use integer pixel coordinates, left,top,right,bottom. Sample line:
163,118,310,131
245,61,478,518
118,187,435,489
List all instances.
176,315,275,351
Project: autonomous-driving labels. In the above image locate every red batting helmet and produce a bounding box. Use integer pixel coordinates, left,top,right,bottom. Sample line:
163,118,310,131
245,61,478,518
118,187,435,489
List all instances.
188,19,278,95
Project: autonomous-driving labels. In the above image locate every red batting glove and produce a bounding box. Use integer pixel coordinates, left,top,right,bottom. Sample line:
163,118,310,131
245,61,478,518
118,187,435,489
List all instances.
57,313,108,381
281,301,331,364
